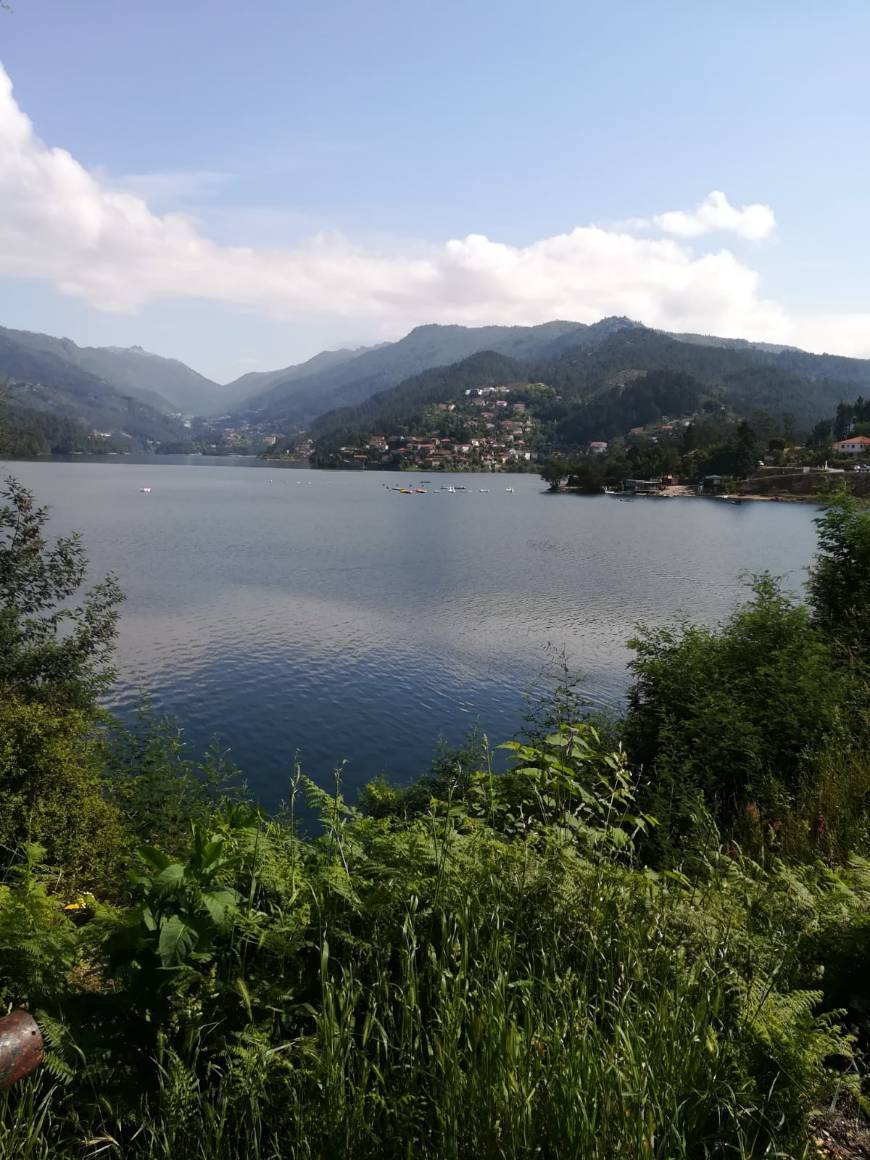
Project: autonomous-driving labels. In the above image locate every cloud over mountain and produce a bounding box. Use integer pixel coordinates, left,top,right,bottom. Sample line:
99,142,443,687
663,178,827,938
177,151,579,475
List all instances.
654,191,776,240
0,63,866,356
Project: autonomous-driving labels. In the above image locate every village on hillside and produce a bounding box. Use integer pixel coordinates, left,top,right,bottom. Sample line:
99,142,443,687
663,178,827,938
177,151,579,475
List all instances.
312,384,546,471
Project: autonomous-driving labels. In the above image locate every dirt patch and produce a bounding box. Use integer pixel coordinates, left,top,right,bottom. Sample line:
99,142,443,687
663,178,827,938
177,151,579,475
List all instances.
811,1105,870,1158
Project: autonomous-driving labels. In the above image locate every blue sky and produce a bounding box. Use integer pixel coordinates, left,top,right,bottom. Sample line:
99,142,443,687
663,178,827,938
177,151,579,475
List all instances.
0,0,868,380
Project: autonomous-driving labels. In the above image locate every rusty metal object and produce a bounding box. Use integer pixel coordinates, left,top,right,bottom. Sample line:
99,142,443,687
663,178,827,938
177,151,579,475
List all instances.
0,1010,43,1088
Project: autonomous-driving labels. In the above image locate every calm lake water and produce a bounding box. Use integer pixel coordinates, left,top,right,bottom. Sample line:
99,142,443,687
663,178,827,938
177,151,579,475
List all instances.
4,457,821,806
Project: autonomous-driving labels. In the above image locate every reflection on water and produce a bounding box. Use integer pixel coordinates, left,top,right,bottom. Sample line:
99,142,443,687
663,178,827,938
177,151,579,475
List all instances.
5,458,820,804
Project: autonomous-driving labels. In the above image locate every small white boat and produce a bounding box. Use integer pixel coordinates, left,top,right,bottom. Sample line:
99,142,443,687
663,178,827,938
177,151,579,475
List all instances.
479,488,489,493
505,487,514,493
139,487,151,493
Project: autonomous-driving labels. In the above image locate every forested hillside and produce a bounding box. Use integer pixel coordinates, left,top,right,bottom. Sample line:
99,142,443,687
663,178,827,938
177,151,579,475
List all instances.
221,346,375,412
0,330,189,447
0,326,223,416
308,324,866,458
233,320,611,429
0,400,129,456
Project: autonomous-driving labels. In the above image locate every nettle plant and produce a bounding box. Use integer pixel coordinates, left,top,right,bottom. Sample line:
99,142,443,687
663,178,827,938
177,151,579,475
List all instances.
107,805,262,1010
480,723,656,855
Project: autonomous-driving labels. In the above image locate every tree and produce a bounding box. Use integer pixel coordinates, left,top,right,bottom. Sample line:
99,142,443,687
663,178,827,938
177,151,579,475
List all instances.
0,695,124,879
808,494,870,663
734,420,760,477
625,575,855,856
0,477,123,711
809,419,832,448
539,458,571,491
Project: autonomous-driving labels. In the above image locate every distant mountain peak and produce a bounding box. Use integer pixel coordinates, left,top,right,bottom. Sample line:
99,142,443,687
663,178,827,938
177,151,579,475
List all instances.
0,323,223,415
590,315,643,333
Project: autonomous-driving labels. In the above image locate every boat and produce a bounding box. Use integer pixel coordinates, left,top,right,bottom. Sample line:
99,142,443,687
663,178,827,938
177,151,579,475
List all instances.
479,488,489,493
505,487,514,493
414,488,426,494
603,487,618,495
139,487,151,493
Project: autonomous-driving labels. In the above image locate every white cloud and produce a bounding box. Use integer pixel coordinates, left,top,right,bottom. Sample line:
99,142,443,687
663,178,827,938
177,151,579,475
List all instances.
1,63,869,358
654,190,776,241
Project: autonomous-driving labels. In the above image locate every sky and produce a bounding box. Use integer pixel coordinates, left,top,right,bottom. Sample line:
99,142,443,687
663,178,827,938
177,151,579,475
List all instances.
1,0,869,382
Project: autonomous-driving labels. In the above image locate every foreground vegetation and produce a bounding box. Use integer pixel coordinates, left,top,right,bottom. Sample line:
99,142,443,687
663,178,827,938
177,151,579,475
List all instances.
0,477,868,1157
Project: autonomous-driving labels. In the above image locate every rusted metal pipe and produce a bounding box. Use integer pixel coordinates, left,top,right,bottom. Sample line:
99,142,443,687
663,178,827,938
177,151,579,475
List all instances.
0,1010,43,1088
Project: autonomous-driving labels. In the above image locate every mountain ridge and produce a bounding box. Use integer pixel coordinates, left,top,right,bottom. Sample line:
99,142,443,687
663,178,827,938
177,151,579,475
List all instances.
231,318,631,429
0,325,226,415
3,317,870,453
305,322,870,451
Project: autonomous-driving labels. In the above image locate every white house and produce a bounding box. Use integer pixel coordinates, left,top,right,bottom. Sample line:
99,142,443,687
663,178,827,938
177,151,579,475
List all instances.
832,436,870,456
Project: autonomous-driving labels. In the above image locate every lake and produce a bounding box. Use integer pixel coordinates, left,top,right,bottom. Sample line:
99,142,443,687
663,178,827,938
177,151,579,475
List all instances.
3,457,821,806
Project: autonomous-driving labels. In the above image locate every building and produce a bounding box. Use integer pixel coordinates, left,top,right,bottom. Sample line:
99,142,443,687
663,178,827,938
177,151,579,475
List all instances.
832,436,870,456
589,441,609,454
625,478,663,495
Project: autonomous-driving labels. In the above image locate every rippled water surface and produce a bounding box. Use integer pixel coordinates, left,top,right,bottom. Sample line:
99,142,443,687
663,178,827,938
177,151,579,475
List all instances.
7,458,820,804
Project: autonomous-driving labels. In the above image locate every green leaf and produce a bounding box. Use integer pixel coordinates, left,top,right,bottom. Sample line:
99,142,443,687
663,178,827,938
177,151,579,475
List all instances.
137,845,173,872
201,888,239,925
198,838,226,872
153,863,185,892
157,915,197,967
235,976,254,1021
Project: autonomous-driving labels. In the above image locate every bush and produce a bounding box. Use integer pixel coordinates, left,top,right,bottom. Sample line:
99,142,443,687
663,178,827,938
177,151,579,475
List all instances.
625,574,864,859
0,696,124,885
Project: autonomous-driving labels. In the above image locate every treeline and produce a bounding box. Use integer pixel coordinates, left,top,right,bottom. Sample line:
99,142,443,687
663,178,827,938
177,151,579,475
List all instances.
0,477,869,1156
832,395,870,439
539,412,797,491
0,402,128,456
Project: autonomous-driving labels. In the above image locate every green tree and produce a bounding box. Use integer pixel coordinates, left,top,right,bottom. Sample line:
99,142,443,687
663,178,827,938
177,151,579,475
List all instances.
808,494,870,663
539,457,572,491
0,695,124,881
0,477,123,711
625,575,855,857
733,419,760,477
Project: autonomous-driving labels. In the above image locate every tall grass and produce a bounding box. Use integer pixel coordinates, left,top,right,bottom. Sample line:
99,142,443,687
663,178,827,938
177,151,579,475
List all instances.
0,727,861,1158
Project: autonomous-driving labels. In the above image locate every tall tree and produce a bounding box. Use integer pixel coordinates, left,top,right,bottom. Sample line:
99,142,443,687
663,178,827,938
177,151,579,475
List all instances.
808,494,870,663
0,477,123,711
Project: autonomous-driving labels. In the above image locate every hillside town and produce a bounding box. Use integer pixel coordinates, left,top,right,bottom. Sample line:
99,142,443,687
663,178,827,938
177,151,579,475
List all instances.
316,384,544,471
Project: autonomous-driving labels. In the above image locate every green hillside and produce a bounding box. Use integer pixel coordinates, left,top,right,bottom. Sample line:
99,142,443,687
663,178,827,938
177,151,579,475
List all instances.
307,324,866,457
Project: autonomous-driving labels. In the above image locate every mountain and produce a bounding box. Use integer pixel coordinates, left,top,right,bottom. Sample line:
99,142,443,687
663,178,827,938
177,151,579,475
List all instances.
307,322,870,450
220,346,375,413
309,350,528,439
0,326,223,415
233,320,626,429
0,329,186,446
0,398,130,457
